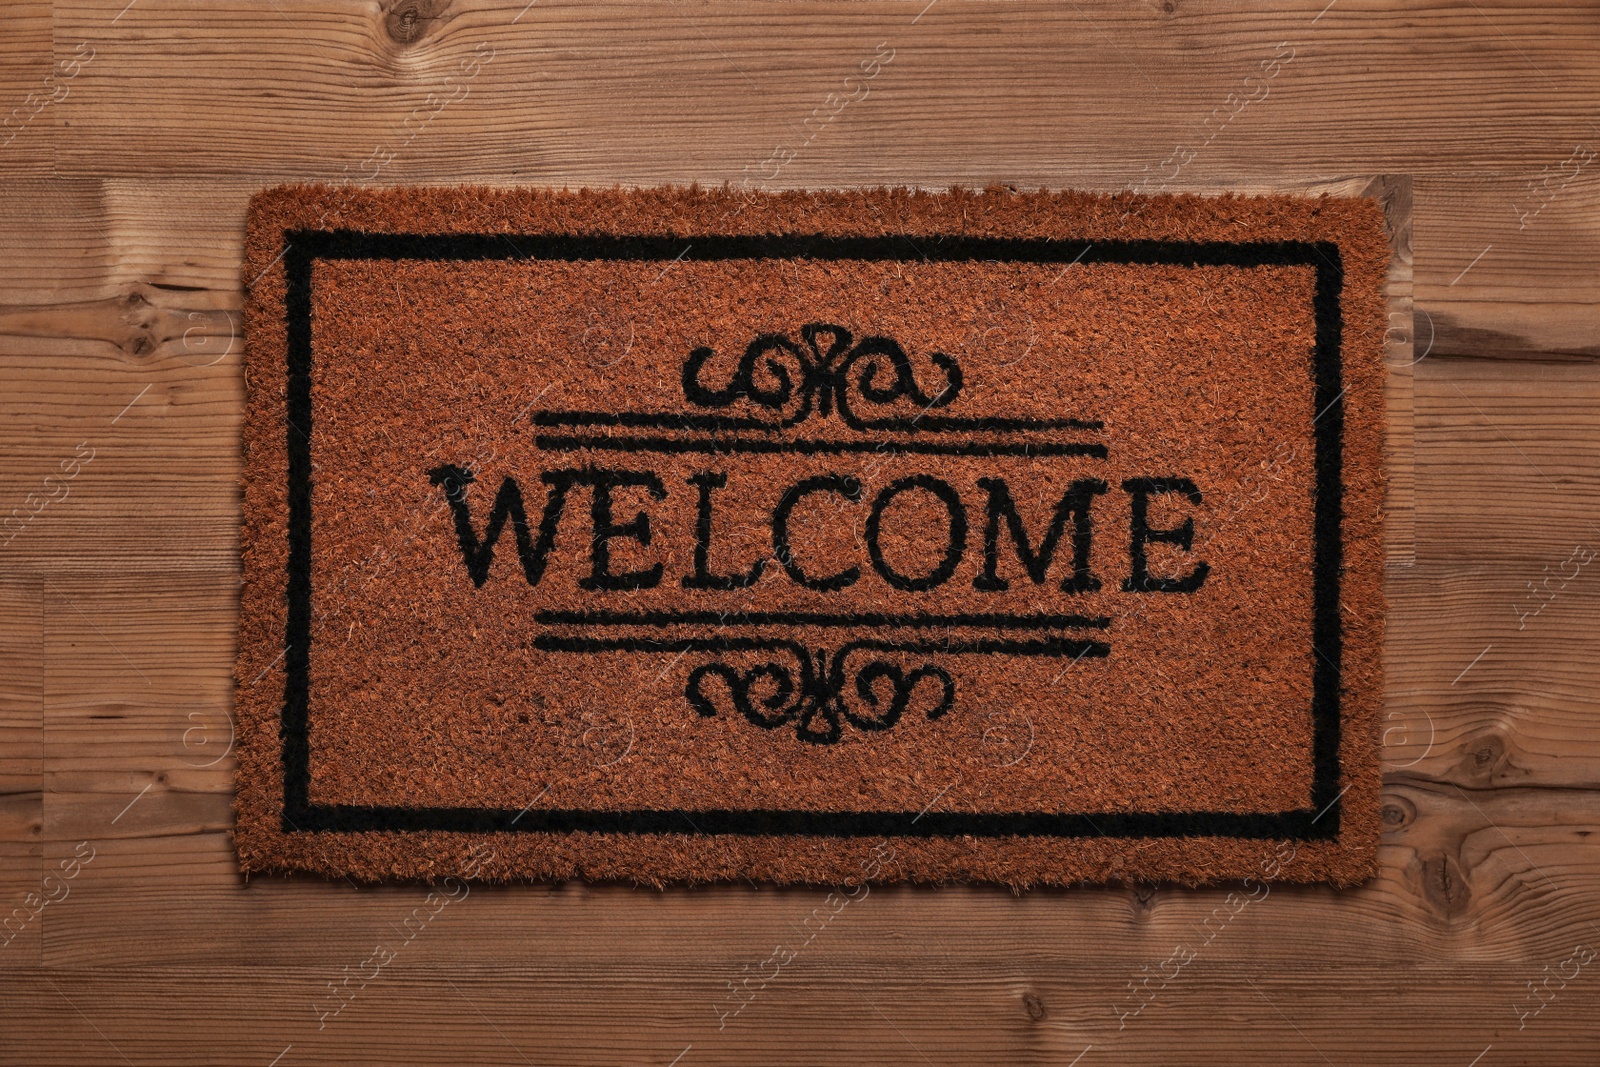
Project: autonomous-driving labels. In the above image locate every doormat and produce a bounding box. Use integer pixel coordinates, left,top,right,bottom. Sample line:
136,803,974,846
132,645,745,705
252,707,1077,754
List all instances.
236,185,1388,887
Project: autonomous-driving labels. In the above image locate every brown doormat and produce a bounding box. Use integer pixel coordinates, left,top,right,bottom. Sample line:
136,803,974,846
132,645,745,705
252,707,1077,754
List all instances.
236,185,1388,887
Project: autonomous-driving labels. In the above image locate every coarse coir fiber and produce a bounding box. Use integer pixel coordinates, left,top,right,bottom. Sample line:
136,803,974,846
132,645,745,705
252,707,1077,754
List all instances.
236,184,1388,887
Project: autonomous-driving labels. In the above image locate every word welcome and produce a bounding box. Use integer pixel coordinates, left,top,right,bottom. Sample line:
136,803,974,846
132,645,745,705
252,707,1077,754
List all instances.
429,466,1209,597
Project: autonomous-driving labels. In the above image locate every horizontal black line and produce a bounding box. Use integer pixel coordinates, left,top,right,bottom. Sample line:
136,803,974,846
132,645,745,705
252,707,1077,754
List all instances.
289,230,1336,272
286,802,1338,841
908,415,1105,433
533,411,774,431
534,435,1108,458
535,610,1110,631
532,411,1106,433
533,634,1110,658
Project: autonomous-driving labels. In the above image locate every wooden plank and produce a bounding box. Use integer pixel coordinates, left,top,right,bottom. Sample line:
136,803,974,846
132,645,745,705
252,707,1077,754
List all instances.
5,954,1599,1066
0,578,43,969
0,179,245,303
1413,359,1600,562
1386,563,1600,791
0,181,245,574
42,573,233,785
34,780,1600,970
0,179,126,303
48,0,1600,180
0,0,57,175
1414,173,1600,361
0,579,44,789
1366,173,1417,567
1375,360,1600,790
0,364,238,573
3,175,1594,375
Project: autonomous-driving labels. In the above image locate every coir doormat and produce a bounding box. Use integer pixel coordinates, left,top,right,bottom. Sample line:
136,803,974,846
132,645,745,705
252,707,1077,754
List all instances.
237,185,1388,887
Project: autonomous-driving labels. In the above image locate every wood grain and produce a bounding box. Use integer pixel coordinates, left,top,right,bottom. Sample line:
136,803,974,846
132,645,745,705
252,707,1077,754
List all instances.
0,0,56,176
3,0,1599,1061
0,579,44,969
11,963,1595,1067
45,0,1600,179
30,781,1600,969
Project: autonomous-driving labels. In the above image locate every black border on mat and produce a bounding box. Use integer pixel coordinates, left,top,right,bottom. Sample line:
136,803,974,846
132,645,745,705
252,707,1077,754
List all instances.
277,230,1345,841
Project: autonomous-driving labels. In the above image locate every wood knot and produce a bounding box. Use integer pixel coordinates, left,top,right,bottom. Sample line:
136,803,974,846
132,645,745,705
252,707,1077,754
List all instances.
1160,0,1177,13
1380,794,1417,832
1418,853,1471,919
1131,882,1157,908
1022,992,1046,1021
1459,729,1511,784
384,0,446,45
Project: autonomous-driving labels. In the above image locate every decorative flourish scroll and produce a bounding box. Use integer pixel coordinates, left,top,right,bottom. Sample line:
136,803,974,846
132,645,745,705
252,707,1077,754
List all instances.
681,322,964,430
684,641,956,745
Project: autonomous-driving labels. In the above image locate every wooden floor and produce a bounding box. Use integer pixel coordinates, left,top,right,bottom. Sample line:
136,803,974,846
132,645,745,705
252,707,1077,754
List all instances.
3,1,1599,1063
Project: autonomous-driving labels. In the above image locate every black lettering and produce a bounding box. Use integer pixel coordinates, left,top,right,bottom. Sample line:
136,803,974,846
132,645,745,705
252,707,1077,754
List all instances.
973,477,1105,593
581,470,667,591
866,475,968,592
771,474,862,591
427,464,578,588
1123,477,1209,593
682,471,765,590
